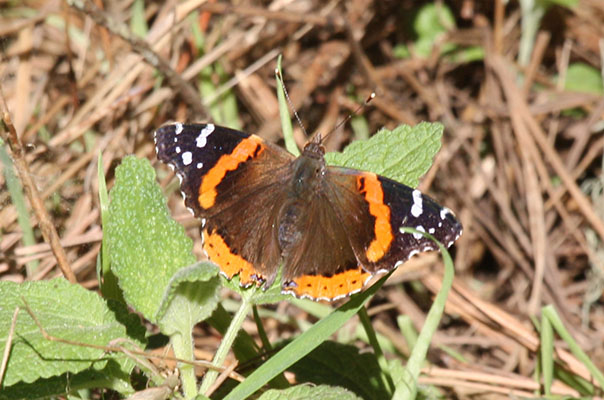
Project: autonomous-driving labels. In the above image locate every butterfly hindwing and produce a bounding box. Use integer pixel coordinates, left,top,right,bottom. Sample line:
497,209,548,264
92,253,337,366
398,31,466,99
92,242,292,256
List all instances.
327,168,461,274
155,123,462,301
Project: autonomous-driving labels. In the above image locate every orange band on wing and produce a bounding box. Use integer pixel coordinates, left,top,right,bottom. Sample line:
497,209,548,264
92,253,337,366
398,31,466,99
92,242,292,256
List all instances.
288,268,371,300
199,136,264,209
203,229,260,286
357,173,393,262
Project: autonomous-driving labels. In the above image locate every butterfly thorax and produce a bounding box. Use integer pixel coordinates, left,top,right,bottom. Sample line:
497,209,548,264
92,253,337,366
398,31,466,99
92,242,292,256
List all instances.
290,153,325,197
277,146,327,254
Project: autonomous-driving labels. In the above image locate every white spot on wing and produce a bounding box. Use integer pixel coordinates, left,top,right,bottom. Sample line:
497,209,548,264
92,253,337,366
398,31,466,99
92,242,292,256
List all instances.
413,225,425,240
429,227,435,234
204,124,215,134
196,124,215,148
175,146,181,153
175,123,183,134
440,207,452,220
411,189,423,218
182,151,192,166
196,162,203,169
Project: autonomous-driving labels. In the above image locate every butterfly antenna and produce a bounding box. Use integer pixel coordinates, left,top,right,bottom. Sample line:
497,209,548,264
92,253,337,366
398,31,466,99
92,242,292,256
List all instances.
276,68,308,138
321,92,375,143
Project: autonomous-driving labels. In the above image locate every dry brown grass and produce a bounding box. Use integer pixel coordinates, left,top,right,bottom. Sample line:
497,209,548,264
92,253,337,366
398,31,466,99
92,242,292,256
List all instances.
1,0,603,398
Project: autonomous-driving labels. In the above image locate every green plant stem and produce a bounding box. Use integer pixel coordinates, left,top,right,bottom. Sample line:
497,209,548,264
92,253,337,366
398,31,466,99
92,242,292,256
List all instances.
542,305,604,390
0,143,38,275
393,229,455,400
253,305,272,351
397,315,417,352
172,331,198,399
540,311,553,396
198,298,253,395
275,55,299,156
97,152,121,302
358,306,394,395
518,0,545,67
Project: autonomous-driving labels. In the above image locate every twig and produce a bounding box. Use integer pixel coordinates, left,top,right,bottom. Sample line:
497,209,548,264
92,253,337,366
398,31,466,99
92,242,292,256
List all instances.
0,89,77,283
493,0,504,54
202,48,281,107
0,307,20,387
522,148,546,315
490,55,604,245
345,24,417,125
197,2,344,28
205,360,239,397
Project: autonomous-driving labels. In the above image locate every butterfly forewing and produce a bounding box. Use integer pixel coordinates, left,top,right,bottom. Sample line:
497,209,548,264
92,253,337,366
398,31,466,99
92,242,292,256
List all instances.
154,122,462,301
154,123,294,284
155,123,293,217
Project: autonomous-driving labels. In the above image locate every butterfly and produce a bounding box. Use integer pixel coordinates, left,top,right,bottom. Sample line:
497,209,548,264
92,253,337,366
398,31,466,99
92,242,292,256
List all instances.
155,123,462,301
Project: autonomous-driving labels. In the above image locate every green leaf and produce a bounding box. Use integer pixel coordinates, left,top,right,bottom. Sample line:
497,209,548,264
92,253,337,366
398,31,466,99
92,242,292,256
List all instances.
563,62,604,95
130,0,148,38
160,262,221,398
201,62,242,130
189,12,205,51
325,122,443,188
223,274,390,400
414,3,455,39
392,44,410,59
200,64,242,130
395,3,457,59
156,261,221,335
0,279,144,388
0,362,131,400
537,0,578,8
445,45,485,63
258,384,362,400
105,156,197,323
287,341,390,399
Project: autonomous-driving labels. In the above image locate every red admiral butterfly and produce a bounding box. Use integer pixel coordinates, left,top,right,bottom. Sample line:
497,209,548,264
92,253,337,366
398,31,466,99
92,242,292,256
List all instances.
155,123,462,301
